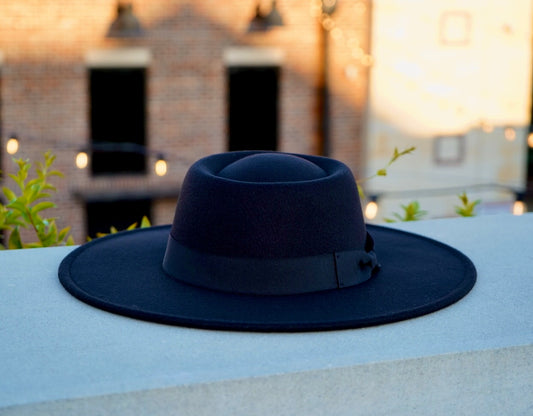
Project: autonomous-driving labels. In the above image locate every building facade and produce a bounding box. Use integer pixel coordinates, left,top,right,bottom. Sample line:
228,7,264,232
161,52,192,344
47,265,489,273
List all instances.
1,0,531,245
0,0,372,243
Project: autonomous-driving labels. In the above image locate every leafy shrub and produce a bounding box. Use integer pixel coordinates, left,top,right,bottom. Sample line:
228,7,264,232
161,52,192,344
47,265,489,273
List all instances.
0,151,74,249
385,201,428,223
88,216,151,241
455,192,480,217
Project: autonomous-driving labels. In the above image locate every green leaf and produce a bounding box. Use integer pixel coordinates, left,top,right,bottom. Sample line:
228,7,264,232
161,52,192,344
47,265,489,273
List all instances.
31,201,56,215
24,242,43,248
8,227,23,249
389,146,416,164
7,199,27,214
4,210,24,227
140,216,151,228
58,226,71,242
126,222,138,231
2,186,17,202
41,221,58,247
8,173,24,190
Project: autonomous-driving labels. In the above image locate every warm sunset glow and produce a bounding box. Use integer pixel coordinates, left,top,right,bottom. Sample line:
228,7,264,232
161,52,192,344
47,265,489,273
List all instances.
369,1,531,137
154,158,168,176
6,138,19,155
75,151,89,169
364,0,531,222
365,201,379,220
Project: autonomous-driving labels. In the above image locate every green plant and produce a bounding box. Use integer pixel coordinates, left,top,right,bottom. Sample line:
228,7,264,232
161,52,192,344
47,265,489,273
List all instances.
0,151,74,249
455,192,480,217
384,200,428,223
88,216,151,241
358,146,416,199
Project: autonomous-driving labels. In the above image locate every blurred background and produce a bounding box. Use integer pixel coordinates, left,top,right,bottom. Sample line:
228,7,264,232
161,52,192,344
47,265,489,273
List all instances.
0,0,531,243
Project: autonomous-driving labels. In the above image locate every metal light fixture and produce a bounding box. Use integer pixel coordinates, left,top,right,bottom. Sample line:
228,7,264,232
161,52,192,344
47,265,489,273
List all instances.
265,1,283,27
106,2,144,38
247,1,284,32
322,0,338,15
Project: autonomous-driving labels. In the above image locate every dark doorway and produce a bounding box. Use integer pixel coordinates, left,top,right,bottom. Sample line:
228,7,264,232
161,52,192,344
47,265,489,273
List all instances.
86,199,151,239
227,66,279,151
89,68,146,175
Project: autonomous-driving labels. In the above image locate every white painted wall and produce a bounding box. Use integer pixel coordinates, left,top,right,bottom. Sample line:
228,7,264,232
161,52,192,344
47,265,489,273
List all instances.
364,0,532,221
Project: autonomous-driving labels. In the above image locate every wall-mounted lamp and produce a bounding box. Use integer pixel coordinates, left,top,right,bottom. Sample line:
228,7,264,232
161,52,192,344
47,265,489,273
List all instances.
321,0,338,15
106,2,144,38
6,134,19,155
247,0,284,32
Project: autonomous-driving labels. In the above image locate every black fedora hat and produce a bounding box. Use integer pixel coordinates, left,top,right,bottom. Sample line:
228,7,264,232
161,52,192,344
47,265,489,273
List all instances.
59,151,476,332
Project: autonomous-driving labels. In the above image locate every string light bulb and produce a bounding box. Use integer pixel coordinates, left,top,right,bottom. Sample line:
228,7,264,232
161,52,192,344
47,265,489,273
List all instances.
504,127,516,141
154,155,168,177
512,193,526,216
512,200,525,215
75,151,89,169
364,199,379,220
527,132,533,148
481,120,494,133
6,135,19,155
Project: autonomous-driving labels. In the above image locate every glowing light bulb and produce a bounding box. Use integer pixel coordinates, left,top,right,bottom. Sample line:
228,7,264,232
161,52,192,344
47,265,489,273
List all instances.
6,137,19,155
75,151,88,169
528,132,533,148
504,127,516,141
481,121,494,133
154,158,167,176
365,201,378,220
512,200,525,216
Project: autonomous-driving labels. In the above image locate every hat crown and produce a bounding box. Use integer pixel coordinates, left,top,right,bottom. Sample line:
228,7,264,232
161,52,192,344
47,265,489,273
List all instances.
218,153,327,182
169,151,367,259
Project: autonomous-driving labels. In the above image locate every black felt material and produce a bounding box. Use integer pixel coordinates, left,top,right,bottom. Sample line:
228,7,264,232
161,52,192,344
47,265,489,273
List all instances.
58,151,476,332
58,224,476,332
169,152,367,258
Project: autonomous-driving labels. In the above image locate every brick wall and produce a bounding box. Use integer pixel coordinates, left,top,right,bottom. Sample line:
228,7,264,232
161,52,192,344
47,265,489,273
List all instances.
0,0,371,244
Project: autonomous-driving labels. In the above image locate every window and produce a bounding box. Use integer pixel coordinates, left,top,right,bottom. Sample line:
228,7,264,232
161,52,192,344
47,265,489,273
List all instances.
227,65,280,151
89,67,146,175
86,199,151,239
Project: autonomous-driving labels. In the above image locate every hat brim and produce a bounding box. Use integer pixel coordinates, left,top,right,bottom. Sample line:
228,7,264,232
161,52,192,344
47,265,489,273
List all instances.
58,225,476,332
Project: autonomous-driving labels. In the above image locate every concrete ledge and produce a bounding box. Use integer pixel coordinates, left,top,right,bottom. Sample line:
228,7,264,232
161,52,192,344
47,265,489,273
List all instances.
2,345,531,416
1,214,532,415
